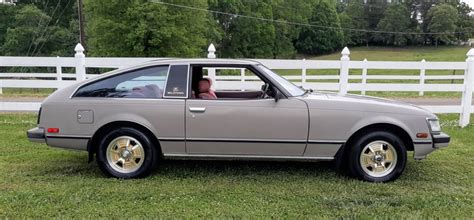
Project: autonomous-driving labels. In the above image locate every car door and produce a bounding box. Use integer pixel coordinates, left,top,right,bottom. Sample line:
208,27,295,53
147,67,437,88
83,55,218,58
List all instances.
185,66,309,156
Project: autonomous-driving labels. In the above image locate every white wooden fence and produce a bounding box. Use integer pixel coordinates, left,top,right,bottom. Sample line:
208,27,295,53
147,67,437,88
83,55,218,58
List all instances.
1,43,473,127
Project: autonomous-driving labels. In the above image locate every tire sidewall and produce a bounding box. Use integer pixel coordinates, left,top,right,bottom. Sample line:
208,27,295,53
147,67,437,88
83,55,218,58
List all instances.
97,127,156,178
349,131,407,182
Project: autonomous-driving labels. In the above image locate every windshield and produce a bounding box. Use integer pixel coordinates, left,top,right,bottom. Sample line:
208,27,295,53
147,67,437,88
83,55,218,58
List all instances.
257,64,305,97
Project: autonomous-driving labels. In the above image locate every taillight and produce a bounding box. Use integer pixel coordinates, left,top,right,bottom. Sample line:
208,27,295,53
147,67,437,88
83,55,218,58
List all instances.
37,107,42,124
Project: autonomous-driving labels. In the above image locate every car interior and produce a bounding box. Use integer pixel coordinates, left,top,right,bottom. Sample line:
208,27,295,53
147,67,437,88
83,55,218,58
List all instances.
191,66,275,100
129,84,164,98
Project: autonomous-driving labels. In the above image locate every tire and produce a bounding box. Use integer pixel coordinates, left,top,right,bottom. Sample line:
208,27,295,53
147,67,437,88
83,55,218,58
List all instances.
348,131,407,182
96,127,158,178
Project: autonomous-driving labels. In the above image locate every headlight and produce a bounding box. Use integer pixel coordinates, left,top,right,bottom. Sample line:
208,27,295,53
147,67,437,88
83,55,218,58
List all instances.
427,119,441,133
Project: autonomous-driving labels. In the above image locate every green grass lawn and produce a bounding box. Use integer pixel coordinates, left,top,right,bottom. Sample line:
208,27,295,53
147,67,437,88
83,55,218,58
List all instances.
0,88,55,98
0,113,472,218
306,46,471,61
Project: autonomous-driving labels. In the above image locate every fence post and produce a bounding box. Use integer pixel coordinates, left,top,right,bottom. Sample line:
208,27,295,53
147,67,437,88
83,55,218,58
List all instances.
419,59,426,96
339,47,350,95
74,43,86,81
302,59,307,88
460,49,474,127
207,43,216,89
56,56,62,82
361,58,367,95
0,56,2,94
240,68,245,90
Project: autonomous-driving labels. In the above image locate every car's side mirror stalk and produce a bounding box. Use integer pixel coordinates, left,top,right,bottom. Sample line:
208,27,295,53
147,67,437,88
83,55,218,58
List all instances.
274,90,281,102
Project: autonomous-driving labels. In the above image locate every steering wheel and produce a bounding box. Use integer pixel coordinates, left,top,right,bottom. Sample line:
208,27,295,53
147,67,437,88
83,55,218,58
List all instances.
261,83,270,99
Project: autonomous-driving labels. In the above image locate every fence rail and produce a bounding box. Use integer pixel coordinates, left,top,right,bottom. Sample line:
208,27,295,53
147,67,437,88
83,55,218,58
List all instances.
1,43,473,127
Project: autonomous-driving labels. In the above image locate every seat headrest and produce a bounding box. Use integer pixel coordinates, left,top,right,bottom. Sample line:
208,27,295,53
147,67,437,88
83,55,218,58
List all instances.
198,78,212,93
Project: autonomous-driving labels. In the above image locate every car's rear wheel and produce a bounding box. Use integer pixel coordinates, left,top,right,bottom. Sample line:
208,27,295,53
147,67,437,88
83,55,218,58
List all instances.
97,127,158,178
348,131,407,182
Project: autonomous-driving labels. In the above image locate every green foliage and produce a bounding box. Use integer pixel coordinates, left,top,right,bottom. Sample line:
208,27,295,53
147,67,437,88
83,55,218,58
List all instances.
376,4,411,46
85,0,216,57
427,4,458,46
296,0,344,54
0,4,16,53
365,0,388,30
270,0,314,58
339,0,368,46
1,5,75,56
455,2,474,41
210,0,276,58
16,0,77,28
1,0,474,58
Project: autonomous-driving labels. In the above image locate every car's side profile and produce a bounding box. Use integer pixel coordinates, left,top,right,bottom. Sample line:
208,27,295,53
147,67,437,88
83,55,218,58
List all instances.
27,59,450,182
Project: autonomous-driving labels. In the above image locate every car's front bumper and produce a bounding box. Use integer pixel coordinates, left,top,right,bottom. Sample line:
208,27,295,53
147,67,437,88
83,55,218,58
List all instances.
432,132,450,148
413,132,450,160
27,127,45,143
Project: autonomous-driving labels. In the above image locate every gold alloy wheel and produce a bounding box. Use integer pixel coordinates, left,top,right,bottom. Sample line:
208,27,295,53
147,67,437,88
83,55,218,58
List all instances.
359,140,398,178
106,136,145,174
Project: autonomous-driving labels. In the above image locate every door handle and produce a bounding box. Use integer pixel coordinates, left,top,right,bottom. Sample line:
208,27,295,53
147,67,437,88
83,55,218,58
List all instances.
189,107,206,113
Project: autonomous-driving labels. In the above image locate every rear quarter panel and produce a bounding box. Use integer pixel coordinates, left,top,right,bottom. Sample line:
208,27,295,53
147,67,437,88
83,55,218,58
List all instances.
40,97,185,153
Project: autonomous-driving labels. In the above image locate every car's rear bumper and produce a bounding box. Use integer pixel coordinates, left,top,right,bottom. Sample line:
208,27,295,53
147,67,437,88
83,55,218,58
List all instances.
433,132,450,148
27,127,46,143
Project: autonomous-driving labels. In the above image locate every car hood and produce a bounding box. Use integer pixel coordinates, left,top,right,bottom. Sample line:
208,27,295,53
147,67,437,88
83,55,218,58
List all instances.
298,91,435,117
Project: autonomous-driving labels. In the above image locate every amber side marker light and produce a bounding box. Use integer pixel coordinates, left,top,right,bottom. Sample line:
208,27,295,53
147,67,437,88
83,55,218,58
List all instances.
47,128,60,133
416,133,429,138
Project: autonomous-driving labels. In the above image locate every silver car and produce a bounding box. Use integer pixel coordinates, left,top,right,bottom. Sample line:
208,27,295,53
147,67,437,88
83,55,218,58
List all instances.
27,59,450,182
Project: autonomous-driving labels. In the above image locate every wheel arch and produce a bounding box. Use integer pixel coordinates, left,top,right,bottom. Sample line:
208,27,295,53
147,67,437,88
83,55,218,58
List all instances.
335,122,414,172
346,123,414,152
88,121,163,162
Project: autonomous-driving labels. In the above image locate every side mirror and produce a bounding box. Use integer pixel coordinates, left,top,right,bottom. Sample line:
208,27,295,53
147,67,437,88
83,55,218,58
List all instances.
274,89,282,102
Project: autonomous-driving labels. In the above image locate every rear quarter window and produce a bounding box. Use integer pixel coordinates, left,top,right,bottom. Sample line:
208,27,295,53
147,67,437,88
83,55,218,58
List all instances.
73,66,169,99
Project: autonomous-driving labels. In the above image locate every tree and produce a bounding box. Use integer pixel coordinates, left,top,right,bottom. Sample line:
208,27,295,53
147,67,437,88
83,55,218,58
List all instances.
270,0,315,58
455,2,474,42
339,0,368,46
427,4,458,46
16,0,77,28
209,0,276,58
0,4,16,54
295,0,343,54
376,3,411,46
85,0,217,57
366,0,387,29
2,5,75,56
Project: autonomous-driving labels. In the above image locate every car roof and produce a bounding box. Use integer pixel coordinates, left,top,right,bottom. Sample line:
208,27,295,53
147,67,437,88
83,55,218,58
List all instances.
145,58,262,65
76,58,264,85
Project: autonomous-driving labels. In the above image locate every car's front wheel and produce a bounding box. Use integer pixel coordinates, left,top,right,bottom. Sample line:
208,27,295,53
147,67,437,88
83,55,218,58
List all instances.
348,131,407,182
97,127,158,178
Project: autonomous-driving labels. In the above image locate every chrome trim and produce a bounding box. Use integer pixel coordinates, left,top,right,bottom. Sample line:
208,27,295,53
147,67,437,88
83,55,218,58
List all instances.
307,140,346,144
46,135,91,139
185,138,307,144
158,137,347,144
159,137,185,141
163,153,334,161
189,107,206,113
